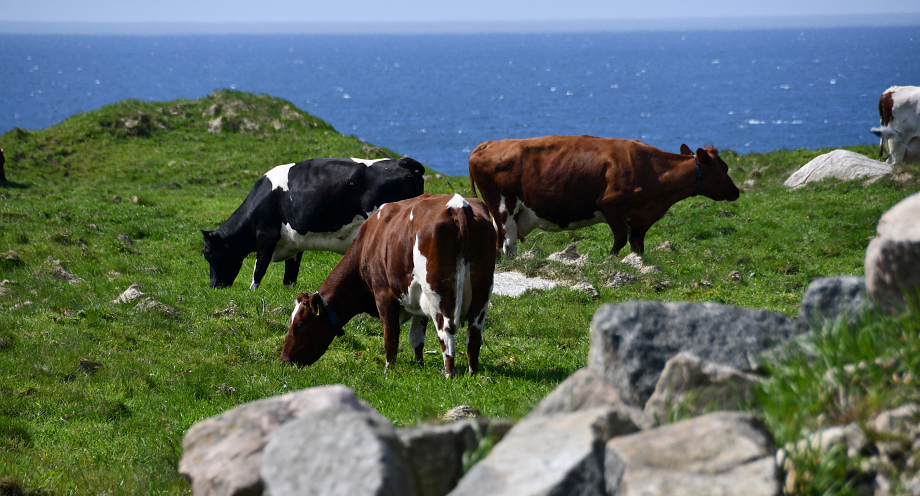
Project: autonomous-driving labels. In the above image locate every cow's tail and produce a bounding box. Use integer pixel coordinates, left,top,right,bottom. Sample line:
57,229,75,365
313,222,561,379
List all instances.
451,197,475,324
469,173,479,199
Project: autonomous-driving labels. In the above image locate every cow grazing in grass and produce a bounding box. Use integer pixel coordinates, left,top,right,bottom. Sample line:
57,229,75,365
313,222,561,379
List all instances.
468,135,741,257
280,194,497,378
872,85,920,164
202,157,425,289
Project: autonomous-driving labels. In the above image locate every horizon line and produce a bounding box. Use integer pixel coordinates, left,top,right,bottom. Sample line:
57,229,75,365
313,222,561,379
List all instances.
2,13,920,35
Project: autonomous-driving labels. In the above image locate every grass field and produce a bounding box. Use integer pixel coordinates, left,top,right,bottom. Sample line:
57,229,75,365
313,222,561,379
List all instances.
2,90,919,495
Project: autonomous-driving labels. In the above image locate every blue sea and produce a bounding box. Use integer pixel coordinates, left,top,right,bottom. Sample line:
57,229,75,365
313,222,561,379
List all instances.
1,27,918,175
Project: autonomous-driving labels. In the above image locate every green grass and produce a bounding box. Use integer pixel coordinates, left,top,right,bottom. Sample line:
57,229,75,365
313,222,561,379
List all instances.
1,90,919,494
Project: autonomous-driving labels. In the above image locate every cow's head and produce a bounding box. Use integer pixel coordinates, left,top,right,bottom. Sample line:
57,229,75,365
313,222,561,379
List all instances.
388,158,426,197
202,230,245,288
280,292,342,366
690,145,740,202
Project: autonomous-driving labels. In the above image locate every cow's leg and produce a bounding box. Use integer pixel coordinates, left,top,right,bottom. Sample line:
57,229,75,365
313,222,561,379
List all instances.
628,225,649,254
408,315,428,366
282,252,303,287
435,314,458,378
251,235,281,289
466,305,487,375
375,293,402,373
604,214,629,256
906,136,920,162
499,196,519,258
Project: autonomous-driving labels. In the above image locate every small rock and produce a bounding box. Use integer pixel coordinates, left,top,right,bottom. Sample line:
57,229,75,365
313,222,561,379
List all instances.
2,250,23,268
639,264,660,275
10,301,32,311
621,252,644,269
442,405,481,422
606,271,636,288
571,282,599,299
653,241,674,252
112,284,145,304
728,270,743,282
547,243,588,266
50,260,83,284
134,297,177,318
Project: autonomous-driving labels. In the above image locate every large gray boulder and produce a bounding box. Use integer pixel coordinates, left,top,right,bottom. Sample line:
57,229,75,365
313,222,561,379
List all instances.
528,368,653,430
866,192,920,314
449,407,631,496
643,351,761,425
605,411,778,496
783,149,892,189
398,419,513,496
261,407,417,496
798,276,871,327
179,384,374,496
589,301,807,404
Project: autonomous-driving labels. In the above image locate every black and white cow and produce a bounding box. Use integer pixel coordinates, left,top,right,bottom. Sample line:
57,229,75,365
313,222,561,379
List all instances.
202,157,425,288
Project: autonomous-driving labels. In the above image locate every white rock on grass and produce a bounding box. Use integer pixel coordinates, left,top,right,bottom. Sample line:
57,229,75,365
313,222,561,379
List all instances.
784,149,892,189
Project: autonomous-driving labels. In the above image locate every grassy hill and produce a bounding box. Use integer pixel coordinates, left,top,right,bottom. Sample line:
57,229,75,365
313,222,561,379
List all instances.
1,90,919,494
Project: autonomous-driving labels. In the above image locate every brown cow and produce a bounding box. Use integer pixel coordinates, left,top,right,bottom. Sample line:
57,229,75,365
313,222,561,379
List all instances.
468,135,740,257
280,193,497,378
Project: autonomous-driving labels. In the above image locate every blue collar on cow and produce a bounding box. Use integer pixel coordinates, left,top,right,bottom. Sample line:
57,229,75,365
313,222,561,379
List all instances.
691,156,703,197
316,292,345,336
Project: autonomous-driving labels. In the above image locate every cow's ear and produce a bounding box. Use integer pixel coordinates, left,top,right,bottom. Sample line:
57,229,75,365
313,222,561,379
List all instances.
696,148,711,165
680,144,693,155
307,293,325,317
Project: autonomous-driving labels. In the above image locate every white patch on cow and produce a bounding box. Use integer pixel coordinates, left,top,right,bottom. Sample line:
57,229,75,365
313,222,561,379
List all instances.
446,194,469,210
271,211,375,262
877,86,920,165
409,210,414,222
377,203,387,220
408,315,427,350
349,157,387,167
499,194,605,257
264,163,295,192
398,236,442,320
290,300,301,327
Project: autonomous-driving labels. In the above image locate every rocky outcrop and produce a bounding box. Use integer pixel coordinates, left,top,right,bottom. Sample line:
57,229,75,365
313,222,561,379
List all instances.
784,149,892,189
798,276,871,327
260,408,417,496
179,385,376,496
643,351,761,425
606,412,778,496
866,192,920,314
399,419,513,496
588,300,807,404
449,407,633,496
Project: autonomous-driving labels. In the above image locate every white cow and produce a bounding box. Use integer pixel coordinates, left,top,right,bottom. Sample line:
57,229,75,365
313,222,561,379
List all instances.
872,85,920,165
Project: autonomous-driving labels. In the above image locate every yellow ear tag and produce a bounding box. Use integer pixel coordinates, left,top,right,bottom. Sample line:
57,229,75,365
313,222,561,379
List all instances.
314,306,320,316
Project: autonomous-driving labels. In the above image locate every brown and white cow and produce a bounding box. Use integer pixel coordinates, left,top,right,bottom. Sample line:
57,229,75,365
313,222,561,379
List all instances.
872,86,920,165
280,193,497,378
468,135,741,257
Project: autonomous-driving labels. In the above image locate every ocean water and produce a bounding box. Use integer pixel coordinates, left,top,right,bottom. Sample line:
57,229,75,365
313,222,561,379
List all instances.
1,27,918,175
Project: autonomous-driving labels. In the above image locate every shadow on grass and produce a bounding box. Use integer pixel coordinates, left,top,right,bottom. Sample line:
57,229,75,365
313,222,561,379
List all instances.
0,179,29,189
